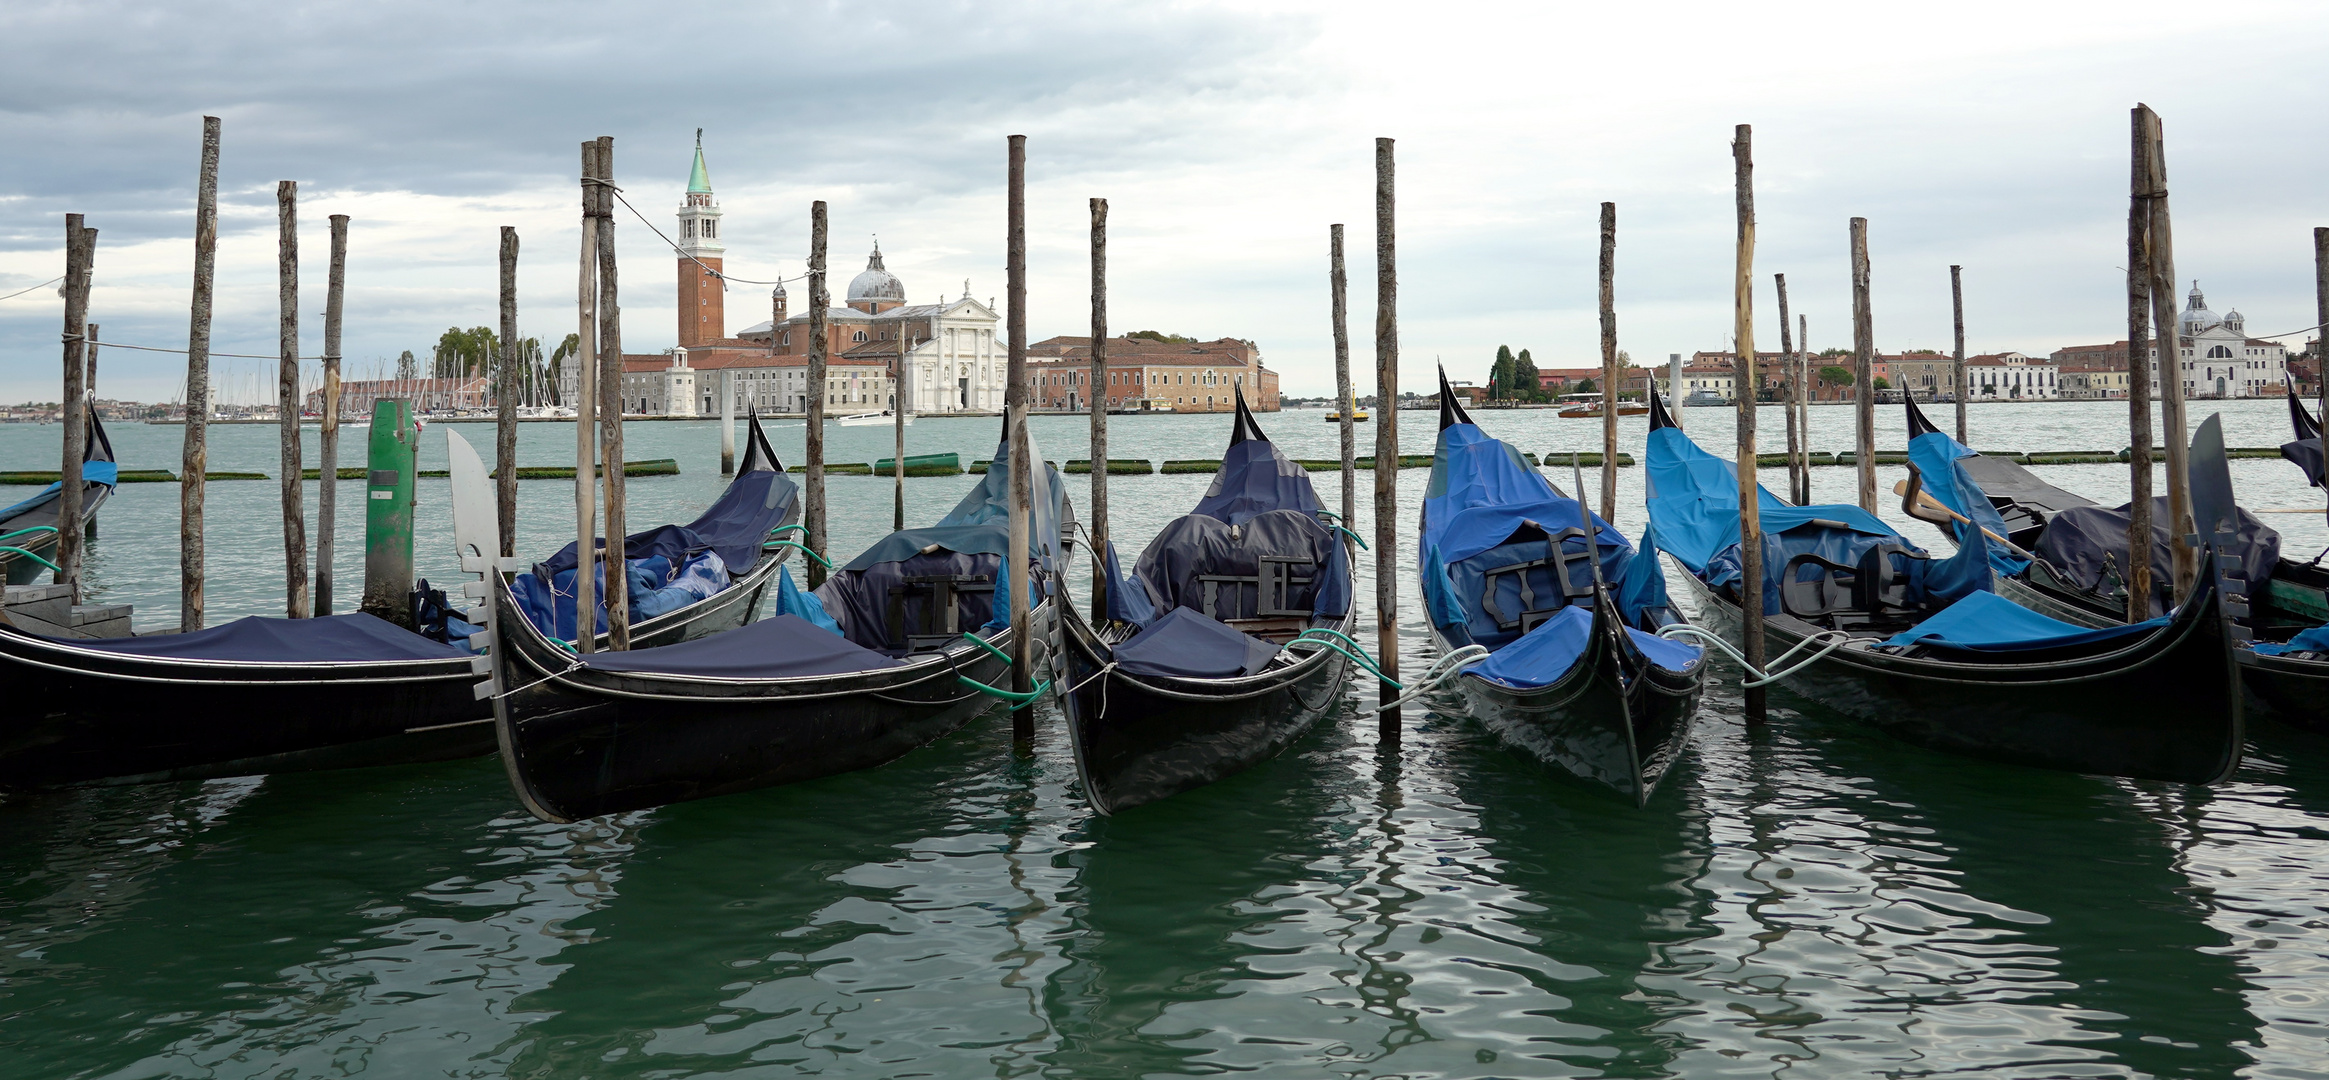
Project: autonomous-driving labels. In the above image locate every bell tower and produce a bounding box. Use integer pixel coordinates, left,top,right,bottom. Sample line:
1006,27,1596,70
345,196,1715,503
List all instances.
676,128,725,347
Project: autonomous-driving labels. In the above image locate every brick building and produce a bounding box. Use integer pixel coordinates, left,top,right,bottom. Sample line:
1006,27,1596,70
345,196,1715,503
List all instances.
1024,336,1279,412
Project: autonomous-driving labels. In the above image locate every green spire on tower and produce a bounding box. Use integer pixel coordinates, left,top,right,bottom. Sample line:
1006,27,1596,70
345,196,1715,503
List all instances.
686,128,712,194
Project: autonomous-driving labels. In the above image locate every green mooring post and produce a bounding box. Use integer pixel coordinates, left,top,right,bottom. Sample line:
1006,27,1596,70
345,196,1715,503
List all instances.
359,398,419,628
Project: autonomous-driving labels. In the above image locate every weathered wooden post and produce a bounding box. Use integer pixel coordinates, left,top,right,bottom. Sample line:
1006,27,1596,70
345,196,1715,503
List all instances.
595,136,630,648
1777,272,1803,505
56,216,93,601
805,200,829,587
316,214,348,613
1734,125,1766,724
1598,201,1620,522
2137,104,2195,604
2124,116,2157,621
1951,264,1968,445
1088,196,1110,618
721,369,736,476
1331,224,1355,534
2316,227,2328,452
1005,134,1035,741
573,140,601,652
277,182,309,618
1373,136,1401,737
181,116,219,632
497,225,520,558
1849,216,1876,516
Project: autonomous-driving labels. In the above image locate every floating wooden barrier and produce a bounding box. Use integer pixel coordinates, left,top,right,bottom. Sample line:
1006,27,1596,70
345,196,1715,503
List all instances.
1834,450,1911,466
416,458,676,480
874,452,965,476
1160,459,1221,474
1,469,267,483
1541,451,1636,467
966,459,1061,474
2026,451,2116,465
1064,458,1151,475
791,462,871,476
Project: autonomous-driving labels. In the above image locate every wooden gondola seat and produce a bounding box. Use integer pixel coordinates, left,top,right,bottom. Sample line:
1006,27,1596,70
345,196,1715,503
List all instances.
1780,543,1926,627
1198,556,1313,621
886,574,996,652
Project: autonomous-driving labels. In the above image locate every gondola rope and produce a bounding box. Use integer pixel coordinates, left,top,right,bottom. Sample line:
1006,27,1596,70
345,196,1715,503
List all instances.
1656,624,1849,687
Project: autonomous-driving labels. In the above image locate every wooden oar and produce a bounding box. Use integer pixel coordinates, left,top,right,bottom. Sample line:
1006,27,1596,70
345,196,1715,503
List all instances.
1891,478,2033,558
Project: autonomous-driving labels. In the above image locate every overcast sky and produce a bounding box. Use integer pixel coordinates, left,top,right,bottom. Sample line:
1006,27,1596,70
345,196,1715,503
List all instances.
1,0,2323,404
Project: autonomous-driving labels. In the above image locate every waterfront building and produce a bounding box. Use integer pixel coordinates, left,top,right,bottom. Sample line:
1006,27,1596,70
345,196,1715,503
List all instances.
1024,336,1279,412
1965,352,2060,400
2045,283,2289,401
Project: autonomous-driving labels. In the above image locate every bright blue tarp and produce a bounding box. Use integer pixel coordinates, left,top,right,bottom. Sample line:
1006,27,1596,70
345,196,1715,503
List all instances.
576,613,902,678
1880,590,2168,653
1112,606,1283,678
774,565,841,635
64,613,463,662
2255,624,2329,656
0,460,118,521
1469,605,1702,689
1908,430,2029,576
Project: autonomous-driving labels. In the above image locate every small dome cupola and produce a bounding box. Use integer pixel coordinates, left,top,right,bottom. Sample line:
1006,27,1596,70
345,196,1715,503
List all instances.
847,241,906,311
2179,280,2220,335
2224,308,2245,334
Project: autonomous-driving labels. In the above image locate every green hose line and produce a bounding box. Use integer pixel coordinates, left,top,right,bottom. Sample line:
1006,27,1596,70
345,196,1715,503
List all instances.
959,675,1052,703
0,526,59,544
960,631,1013,664
0,546,61,573
765,539,832,569
1330,525,1369,550
768,523,806,535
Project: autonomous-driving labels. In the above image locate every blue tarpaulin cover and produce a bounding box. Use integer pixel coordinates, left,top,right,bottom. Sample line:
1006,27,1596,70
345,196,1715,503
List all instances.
64,613,464,662
1646,424,1992,615
2255,624,2329,656
940,437,1066,566
1193,435,1321,525
1470,605,1703,688
1421,422,1654,648
515,464,795,638
774,565,842,635
1111,606,1283,678
0,461,118,522
1908,429,2029,576
1102,541,1160,627
576,613,903,678
1880,590,2168,653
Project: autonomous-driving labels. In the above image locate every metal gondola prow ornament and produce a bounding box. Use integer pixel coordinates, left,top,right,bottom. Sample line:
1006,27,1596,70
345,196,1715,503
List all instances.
446,427,559,822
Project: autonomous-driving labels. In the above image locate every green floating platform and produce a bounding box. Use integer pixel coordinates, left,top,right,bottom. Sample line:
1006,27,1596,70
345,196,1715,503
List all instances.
1065,459,1153,475
1539,451,1637,467
0,469,264,483
873,452,965,476
966,460,1062,474
2229,447,2287,459
406,459,678,480
1833,451,1912,466
2025,451,2117,465
790,462,873,476
1160,459,1222,474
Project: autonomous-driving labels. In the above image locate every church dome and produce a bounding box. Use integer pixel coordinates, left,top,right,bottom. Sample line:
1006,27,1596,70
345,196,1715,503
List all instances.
2180,280,2221,335
847,245,905,305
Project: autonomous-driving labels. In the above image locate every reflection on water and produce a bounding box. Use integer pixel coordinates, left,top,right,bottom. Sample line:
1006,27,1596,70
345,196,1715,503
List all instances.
3,405,2328,1077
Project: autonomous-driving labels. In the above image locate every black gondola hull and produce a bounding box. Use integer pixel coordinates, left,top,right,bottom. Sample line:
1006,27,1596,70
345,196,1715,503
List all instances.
491,574,1053,822
1056,600,1348,816
1683,571,2242,783
1431,606,1704,808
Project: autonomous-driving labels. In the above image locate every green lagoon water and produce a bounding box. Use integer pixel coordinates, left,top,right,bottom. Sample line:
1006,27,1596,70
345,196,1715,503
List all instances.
2,402,2325,1079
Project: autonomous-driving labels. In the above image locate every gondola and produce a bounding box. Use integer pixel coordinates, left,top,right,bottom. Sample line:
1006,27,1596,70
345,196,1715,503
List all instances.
0,411,116,585
477,419,1070,823
1646,393,2241,783
0,413,800,790
1419,374,1705,806
1052,389,1353,815
1901,394,2329,732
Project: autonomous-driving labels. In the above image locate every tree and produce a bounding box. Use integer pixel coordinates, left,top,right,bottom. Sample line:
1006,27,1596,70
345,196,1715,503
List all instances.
1490,345,1516,401
1576,377,1597,394
1818,365,1854,386
1127,330,1193,344
1513,348,1540,402
1872,376,1891,391
1817,347,1852,358
431,326,498,379
395,350,417,380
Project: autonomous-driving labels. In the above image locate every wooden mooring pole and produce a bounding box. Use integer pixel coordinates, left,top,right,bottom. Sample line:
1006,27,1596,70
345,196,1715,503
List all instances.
805,200,829,588
573,140,601,652
497,225,520,558
1331,224,1355,537
317,214,348,612
1734,126,1766,724
1598,201,1619,523
1005,134,1034,741
594,136,629,649
1373,136,1401,738
56,216,93,603
1850,216,1876,516
1776,272,1802,505
183,116,219,632
2124,111,2157,621
2137,104,2195,604
1951,264,1968,446
278,182,309,619
1089,196,1110,619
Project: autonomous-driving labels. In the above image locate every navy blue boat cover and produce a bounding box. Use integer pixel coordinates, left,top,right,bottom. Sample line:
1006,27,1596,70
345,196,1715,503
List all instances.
939,430,1066,567
62,613,464,662
1644,424,1991,615
1421,413,1700,685
576,613,902,678
512,465,799,638
1192,396,1321,525
2029,495,2279,617
1112,606,1285,678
